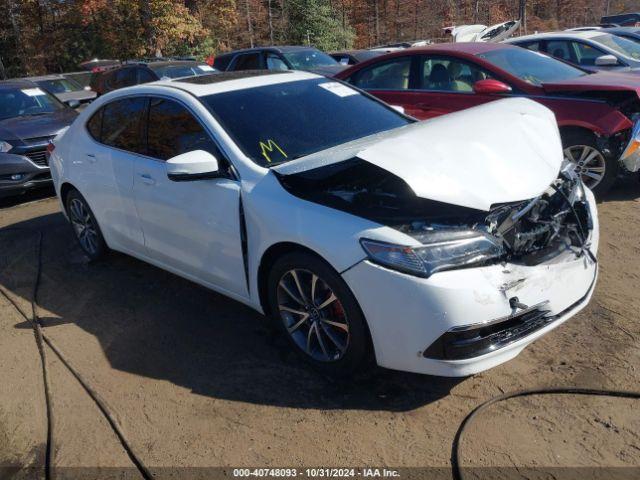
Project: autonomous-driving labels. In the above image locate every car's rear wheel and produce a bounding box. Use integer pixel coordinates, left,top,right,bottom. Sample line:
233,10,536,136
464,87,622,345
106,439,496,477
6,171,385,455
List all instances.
562,130,618,196
65,189,107,261
267,252,370,375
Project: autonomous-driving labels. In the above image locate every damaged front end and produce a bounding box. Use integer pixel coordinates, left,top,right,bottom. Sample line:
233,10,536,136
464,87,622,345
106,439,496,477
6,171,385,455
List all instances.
277,158,594,277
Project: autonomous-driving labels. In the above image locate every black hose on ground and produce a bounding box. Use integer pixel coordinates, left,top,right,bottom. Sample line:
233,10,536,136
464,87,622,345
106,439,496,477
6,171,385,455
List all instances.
451,387,640,480
0,229,153,480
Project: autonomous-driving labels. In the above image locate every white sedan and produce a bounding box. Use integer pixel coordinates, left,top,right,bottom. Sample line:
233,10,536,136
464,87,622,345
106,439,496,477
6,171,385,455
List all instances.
49,70,599,376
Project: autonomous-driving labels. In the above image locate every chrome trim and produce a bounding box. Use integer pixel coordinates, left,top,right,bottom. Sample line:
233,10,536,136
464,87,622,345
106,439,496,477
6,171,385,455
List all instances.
448,301,551,333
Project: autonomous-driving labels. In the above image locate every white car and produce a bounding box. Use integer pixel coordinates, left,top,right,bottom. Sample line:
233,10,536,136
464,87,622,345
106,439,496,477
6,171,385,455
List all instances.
49,71,599,377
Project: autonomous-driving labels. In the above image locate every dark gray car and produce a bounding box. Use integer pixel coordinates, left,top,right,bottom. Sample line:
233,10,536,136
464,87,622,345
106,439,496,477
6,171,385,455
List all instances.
0,80,77,198
214,46,348,76
24,74,97,107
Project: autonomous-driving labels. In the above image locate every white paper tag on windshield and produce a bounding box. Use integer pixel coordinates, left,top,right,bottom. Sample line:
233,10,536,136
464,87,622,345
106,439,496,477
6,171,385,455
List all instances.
319,82,358,97
22,88,46,97
199,65,215,72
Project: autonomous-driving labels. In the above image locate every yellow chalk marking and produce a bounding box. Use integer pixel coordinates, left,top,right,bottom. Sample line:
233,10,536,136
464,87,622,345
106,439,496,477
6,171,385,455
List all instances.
259,139,288,163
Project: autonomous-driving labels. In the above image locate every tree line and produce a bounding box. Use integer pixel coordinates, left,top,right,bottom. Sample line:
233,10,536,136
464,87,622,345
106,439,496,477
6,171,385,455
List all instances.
1,0,639,77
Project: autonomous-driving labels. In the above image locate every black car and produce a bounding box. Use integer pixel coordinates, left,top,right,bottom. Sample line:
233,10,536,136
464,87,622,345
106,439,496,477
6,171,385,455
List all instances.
90,60,216,95
0,80,77,198
601,12,640,27
329,49,387,66
213,46,347,76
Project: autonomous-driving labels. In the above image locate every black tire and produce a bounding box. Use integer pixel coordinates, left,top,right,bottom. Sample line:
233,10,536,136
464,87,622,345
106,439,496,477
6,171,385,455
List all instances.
65,189,108,261
562,130,618,197
267,251,371,376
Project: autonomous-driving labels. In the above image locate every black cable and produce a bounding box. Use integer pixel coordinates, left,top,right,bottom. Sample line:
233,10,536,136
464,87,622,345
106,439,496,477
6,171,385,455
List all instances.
0,229,154,480
452,387,640,480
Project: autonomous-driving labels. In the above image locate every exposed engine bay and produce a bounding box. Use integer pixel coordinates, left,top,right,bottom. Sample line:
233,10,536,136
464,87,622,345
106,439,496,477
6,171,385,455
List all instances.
277,157,593,267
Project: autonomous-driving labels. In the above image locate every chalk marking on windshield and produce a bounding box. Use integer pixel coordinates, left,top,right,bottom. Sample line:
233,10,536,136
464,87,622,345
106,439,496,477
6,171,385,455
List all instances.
259,139,288,163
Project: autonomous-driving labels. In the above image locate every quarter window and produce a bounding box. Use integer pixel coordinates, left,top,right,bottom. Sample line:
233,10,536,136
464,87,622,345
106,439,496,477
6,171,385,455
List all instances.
86,110,102,141
146,98,219,161
351,57,412,90
101,97,147,154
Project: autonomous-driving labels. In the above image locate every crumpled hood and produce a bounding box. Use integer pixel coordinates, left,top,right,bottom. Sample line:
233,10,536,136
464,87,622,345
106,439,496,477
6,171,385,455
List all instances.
276,97,563,211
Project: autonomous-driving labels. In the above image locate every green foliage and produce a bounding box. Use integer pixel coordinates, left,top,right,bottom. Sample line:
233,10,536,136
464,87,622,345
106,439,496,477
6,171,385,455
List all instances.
285,0,355,51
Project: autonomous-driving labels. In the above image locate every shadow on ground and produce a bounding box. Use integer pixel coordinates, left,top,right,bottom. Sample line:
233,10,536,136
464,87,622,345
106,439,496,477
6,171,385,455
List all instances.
0,212,460,413
0,187,55,209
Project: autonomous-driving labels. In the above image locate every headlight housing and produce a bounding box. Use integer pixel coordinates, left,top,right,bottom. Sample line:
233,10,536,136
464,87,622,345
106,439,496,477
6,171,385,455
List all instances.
0,141,13,153
360,230,505,278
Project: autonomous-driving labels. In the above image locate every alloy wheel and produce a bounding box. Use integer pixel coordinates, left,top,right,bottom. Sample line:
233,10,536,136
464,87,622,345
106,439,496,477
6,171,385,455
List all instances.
69,198,99,256
563,145,606,190
277,269,350,362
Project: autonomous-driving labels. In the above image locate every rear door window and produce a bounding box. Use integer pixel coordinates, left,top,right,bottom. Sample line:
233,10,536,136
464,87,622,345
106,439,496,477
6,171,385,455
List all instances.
146,98,220,161
418,56,493,92
113,68,137,89
545,40,575,63
231,53,263,70
351,57,412,90
100,97,147,154
138,68,157,83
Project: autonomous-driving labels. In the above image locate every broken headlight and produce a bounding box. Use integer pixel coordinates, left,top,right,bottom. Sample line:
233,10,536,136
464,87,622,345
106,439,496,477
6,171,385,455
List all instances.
360,230,505,278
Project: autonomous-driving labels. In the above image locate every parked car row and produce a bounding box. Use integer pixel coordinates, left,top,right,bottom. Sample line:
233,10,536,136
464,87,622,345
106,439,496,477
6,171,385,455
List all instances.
10,14,640,377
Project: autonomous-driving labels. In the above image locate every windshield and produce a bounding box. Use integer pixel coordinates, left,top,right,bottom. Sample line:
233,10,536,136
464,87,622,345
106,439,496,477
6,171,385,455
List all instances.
478,48,587,85
202,78,410,166
282,50,339,69
0,87,65,120
37,78,82,94
151,64,216,79
591,33,640,59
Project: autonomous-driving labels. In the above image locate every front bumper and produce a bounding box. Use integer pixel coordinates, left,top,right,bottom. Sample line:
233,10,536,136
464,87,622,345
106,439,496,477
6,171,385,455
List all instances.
342,190,599,377
0,152,52,198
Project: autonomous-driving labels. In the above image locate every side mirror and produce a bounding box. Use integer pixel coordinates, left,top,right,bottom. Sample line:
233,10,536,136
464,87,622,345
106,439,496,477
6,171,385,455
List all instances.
166,150,221,182
390,105,405,114
473,79,513,94
66,99,81,109
595,54,619,66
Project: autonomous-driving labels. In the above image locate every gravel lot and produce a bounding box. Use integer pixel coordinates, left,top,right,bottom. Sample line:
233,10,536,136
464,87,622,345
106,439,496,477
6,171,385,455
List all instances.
0,182,639,479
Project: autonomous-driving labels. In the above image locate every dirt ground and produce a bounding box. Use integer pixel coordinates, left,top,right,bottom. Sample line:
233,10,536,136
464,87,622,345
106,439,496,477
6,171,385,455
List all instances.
0,181,639,480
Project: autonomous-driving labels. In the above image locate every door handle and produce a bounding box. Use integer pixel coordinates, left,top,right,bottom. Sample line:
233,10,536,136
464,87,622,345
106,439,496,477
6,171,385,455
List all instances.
86,153,96,163
138,173,156,185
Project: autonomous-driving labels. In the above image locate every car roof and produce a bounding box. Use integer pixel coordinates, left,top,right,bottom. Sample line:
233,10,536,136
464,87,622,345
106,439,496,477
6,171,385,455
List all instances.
405,42,514,55
155,69,320,97
0,79,39,90
507,30,607,42
219,45,319,56
603,26,640,34
19,74,67,81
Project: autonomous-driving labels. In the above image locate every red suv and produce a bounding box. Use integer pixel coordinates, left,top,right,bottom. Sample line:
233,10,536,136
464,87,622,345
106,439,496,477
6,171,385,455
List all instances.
335,43,640,195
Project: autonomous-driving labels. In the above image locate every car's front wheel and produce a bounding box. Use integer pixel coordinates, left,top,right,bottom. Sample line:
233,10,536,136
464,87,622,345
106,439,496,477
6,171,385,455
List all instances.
267,251,370,375
66,189,107,261
562,130,618,196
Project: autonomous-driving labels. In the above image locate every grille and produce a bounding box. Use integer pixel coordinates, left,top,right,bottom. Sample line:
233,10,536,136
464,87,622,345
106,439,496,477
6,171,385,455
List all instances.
25,149,48,167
